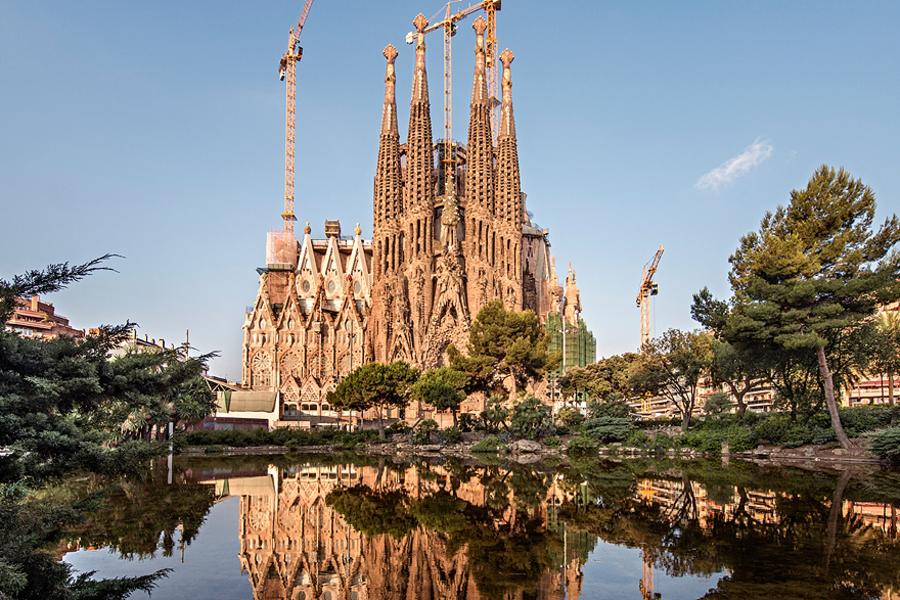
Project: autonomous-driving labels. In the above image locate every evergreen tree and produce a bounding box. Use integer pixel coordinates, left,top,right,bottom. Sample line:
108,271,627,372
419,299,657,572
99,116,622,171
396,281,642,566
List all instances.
449,300,553,397
327,361,419,438
410,367,469,427
721,166,899,447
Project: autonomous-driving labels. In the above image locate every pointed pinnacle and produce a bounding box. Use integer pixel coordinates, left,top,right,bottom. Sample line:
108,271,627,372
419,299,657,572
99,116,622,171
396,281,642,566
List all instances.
383,43,398,64
500,48,515,68
413,13,428,33
473,16,487,35
304,222,311,235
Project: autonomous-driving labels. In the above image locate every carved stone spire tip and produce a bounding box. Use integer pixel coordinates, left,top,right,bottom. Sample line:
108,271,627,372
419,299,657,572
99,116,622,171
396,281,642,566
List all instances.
355,223,362,236
413,13,428,33
304,222,311,235
473,16,487,35
383,43,398,63
500,48,515,67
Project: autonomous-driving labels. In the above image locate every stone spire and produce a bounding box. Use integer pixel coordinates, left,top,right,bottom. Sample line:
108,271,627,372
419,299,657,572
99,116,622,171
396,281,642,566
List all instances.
405,13,435,222
464,16,495,214
374,44,403,276
496,48,521,229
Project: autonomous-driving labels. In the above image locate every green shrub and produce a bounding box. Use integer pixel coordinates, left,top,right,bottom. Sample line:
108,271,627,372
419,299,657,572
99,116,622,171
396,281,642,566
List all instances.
580,416,635,443
586,400,632,420
471,435,501,453
413,420,438,444
566,435,599,455
458,413,479,432
438,426,462,445
871,427,900,464
509,397,554,440
555,407,584,432
543,435,561,447
625,430,650,448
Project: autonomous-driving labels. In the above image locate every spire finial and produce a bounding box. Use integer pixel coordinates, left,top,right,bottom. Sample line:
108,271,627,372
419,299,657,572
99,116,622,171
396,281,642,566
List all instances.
500,48,515,69
383,43,398,64
354,223,362,237
473,15,487,36
413,13,428,33
304,222,311,235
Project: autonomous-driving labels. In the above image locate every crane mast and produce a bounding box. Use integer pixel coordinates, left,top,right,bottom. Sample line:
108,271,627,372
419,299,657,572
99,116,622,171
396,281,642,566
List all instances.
278,0,315,236
408,0,502,165
636,245,664,349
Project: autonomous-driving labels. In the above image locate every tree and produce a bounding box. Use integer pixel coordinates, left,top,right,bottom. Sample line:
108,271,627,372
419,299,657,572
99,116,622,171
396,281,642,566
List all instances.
870,311,900,406
708,339,768,418
450,301,553,397
703,391,732,416
509,396,553,440
327,361,419,438
722,166,900,448
558,353,640,403
630,329,713,431
410,367,469,427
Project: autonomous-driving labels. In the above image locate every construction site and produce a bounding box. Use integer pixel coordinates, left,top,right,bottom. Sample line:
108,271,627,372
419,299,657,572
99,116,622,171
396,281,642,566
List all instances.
209,1,597,430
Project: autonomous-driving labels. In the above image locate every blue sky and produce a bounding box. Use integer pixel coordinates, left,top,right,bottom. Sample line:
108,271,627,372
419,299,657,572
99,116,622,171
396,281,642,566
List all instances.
2,1,898,380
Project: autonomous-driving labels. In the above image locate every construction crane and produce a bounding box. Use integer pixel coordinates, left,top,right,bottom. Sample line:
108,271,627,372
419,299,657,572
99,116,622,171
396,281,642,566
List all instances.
406,0,502,188
278,0,315,236
636,245,664,349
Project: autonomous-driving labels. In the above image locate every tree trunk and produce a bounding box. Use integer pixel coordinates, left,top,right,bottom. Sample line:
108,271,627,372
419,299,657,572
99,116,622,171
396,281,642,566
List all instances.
825,469,851,571
680,406,691,432
378,406,385,440
817,346,851,449
735,390,747,418
452,408,458,429
889,369,896,407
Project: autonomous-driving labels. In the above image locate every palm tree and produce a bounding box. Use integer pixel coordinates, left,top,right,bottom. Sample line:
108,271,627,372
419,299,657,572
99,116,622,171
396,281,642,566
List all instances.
870,310,900,406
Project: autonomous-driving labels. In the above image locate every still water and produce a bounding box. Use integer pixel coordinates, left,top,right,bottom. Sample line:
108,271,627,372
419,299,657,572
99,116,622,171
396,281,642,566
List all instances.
62,455,900,600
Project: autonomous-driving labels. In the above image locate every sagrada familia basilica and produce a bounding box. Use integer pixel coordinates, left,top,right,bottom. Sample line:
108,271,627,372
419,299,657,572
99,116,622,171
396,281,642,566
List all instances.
237,16,593,426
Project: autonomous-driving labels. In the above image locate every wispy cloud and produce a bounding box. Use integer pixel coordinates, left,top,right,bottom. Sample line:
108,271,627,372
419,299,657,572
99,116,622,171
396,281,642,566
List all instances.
696,139,773,192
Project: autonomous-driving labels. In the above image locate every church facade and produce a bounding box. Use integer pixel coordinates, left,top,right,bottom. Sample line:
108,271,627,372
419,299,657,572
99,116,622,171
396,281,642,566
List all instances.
240,16,586,426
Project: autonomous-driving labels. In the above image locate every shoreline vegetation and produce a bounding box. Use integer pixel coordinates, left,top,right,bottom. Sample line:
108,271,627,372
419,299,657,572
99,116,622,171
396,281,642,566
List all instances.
177,402,900,467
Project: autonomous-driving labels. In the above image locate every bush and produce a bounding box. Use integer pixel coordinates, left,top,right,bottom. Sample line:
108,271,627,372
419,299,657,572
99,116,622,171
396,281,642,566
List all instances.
437,426,462,445
871,427,900,464
566,435,599,455
704,392,732,416
580,416,635,444
412,420,438,444
182,427,374,449
543,435,561,447
625,430,650,448
509,397,554,440
586,400,632,420
471,435,501,453
458,413,479,433
555,407,584,433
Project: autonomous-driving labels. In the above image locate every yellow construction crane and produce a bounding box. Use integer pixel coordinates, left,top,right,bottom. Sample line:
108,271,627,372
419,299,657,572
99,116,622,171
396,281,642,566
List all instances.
406,0,502,186
636,245,664,349
278,0,315,236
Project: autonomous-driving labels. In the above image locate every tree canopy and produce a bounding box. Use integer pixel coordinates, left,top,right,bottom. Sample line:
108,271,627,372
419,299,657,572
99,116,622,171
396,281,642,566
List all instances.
327,361,419,437
694,166,900,447
449,300,553,397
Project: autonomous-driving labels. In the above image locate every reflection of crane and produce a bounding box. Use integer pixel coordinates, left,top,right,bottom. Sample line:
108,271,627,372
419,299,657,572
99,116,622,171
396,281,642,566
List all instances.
406,1,502,189
636,245,664,349
278,0,316,236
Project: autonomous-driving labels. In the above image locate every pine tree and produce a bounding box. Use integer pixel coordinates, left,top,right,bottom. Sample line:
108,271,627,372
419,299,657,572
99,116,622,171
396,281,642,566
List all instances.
724,166,900,447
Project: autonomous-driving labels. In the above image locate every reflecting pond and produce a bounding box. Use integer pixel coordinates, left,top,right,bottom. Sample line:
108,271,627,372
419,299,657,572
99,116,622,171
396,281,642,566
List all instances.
60,455,900,599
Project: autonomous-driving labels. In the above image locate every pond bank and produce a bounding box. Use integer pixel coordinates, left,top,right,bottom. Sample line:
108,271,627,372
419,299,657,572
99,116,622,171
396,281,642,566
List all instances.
179,436,889,469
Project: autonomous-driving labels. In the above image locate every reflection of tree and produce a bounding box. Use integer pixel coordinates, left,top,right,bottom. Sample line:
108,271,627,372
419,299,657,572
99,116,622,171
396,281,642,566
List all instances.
63,469,217,559
556,459,900,599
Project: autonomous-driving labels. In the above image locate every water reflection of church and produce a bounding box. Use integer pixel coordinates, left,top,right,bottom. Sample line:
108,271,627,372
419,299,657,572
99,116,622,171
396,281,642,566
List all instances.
202,464,586,600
